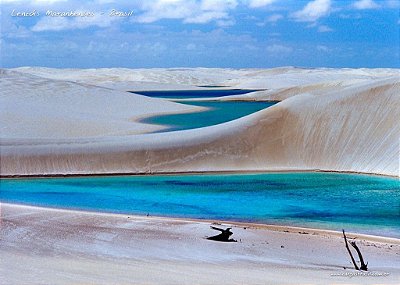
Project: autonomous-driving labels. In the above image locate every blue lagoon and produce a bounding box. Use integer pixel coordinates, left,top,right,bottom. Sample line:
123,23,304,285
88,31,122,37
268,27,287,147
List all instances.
131,89,261,99
142,100,277,132
1,172,399,237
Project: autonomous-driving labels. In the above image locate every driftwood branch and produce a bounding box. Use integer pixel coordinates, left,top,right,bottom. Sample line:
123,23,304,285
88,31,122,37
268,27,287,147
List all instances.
342,229,359,270
350,241,368,271
342,229,368,271
207,226,237,242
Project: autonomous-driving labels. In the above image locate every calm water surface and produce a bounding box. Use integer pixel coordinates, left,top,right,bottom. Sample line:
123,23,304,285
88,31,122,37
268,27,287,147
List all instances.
142,101,277,132
1,172,399,237
131,89,260,99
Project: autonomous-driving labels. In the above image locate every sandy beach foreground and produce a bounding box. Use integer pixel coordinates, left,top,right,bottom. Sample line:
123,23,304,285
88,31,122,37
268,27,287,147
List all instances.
1,203,399,285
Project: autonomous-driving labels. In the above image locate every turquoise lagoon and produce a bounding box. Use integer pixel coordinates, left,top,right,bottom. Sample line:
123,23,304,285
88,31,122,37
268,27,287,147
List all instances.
1,172,399,237
142,101,277,132
135,89,277,132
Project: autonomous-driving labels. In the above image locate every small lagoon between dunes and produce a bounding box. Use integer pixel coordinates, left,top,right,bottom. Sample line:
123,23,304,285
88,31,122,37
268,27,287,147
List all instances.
133,89,276,132
141,100,277,132
1,172,399,238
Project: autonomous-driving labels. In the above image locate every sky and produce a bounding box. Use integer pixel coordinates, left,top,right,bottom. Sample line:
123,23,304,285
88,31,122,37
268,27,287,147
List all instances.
1,0,399,68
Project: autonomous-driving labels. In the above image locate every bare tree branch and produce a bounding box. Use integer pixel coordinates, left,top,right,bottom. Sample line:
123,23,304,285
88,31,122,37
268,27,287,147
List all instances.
207,226,237,242
350,241,368,271
342,229,359,270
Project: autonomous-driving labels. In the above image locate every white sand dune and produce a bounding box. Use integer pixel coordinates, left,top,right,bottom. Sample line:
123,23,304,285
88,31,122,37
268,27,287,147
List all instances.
12,66,398,92
1,203,399,285
0,69,204,139
11,66,241,91
0,67,399,176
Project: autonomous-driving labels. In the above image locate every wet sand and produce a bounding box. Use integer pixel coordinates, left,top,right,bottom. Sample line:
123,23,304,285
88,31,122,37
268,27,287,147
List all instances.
1,203,399,285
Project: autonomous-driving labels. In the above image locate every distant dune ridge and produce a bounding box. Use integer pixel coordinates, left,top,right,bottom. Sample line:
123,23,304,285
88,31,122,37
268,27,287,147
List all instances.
0,67,399,176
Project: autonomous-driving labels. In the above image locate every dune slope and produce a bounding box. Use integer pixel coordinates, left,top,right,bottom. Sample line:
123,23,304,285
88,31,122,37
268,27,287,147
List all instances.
1,68,398,176
0,69,203,139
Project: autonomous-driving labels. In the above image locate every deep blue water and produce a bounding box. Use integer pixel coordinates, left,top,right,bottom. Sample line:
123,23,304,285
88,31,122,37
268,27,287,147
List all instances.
131,89,260,99
1,173,399,237
142,101,277,132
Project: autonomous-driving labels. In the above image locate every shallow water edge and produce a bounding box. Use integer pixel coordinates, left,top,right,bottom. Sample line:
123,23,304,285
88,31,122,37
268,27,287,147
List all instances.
2,202,399,243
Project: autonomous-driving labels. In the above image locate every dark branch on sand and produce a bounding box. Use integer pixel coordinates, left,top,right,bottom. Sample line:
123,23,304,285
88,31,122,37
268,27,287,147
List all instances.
207,226,237,242
342,229,368,271
350,240,368,271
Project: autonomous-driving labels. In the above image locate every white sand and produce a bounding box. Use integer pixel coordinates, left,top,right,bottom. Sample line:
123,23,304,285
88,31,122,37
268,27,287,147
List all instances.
0,69,205,139
10,67,247,90
11,66,398,92
1,203,399,285
1,67,398,176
